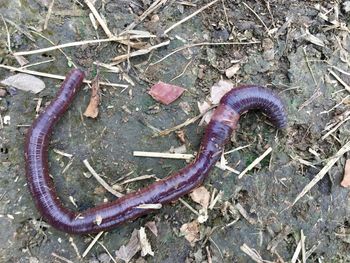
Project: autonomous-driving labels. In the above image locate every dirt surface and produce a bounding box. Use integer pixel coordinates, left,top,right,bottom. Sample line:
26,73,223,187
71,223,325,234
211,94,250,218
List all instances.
0,0,350,262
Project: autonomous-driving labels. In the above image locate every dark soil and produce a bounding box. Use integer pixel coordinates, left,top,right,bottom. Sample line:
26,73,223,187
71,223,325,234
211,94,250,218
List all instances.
0,0,349,262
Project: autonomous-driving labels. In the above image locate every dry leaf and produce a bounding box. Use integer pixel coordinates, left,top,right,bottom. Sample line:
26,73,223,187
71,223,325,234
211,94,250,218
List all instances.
210,80,233,104
225,64,240,78
84,75,100,118
341,159,350,188
197,101,213,126
1,73,45,94
115,229,141,263
139,227,154,257
189,186,210,209
145,221,158,237
180,220,200,246
148,81,185,105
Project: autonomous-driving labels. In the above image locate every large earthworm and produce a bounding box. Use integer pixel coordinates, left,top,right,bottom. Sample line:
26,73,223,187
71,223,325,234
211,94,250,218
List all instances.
24,69,287,234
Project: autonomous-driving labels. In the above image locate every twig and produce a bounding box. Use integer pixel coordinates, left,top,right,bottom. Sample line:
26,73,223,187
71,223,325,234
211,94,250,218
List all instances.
0,64,128,88
154,105,216,137
321,116,350,140
83,159,124,197
111,40,170,64
69,237,81,259
82,231,104,258
53,149,73,158
84,0,113,38
240,243,270,263
303,47,317,85
124,0,168,31
13,35,154,56
31,31,77,68
292,140,350,205
242,2,270,34
51,253,74,263
235,203,257,225
238,147,272,179
170,59,192,82
120,174,157,185
136,203,162,209
179,198,200,215
1,15,11,53
301,230,306,263
224,144,251,155
150,41,260,66
291,239,302,263
21,58,56,69
44,0,55,30
134,150,239,174
164,0,220,34
329,69,350,92
97,241,117,263
133,151,194,160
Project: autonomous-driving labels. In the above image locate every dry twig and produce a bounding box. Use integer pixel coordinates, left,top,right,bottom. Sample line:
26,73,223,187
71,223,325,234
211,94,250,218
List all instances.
83,159,124,198
164,0,220,34
293,140,350,205
238,147,272,179
0,64,128,88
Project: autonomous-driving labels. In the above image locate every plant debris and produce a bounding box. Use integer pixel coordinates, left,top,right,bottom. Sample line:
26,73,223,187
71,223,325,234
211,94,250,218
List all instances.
148,81,185,105
83,75,100,118
115,230,140,263
189,186,210,209
180,220,200,246
341,159,350,188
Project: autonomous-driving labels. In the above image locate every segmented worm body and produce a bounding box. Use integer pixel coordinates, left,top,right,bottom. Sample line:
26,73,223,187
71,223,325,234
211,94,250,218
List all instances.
24,69,287,234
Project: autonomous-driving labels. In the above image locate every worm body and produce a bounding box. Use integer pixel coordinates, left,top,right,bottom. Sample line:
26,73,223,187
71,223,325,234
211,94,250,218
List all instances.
24,69,287,234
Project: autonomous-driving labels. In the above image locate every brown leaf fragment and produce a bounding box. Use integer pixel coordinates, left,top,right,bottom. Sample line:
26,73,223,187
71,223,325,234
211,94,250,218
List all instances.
148,81,185,105
115,229,141,263
189,186,210,209
139,227,154,257
84,75,100,118
180,220,200,246
145,221,158,237
341,159,350,188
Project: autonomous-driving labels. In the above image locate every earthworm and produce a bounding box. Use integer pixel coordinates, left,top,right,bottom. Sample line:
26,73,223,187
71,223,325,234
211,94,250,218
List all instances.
24,69,287,234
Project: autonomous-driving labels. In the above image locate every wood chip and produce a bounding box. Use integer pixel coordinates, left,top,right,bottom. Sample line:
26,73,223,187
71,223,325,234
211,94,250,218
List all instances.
341,159,350,188
84,75,100,118
1,73,45,93
148,81,185,105
180,220,200,246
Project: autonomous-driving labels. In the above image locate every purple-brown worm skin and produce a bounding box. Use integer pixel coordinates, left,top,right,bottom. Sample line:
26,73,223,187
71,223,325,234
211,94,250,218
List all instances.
24,69,287,234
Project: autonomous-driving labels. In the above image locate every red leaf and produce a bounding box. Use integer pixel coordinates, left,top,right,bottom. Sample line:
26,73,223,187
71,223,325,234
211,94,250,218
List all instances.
148,81,185,105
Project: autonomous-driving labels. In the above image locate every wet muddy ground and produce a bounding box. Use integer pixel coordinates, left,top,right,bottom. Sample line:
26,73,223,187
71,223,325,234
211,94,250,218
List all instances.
0,0,350,262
